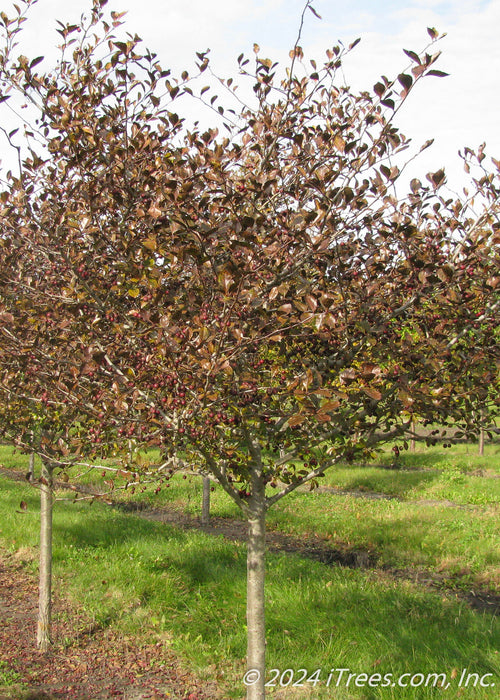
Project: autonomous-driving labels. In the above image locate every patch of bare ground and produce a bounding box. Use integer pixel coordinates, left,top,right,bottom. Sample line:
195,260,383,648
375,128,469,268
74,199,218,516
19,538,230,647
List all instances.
0,551,223,700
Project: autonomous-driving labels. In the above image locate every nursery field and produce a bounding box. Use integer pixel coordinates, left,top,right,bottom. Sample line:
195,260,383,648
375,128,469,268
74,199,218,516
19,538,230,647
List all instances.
0,440,499,699
1,0,499,698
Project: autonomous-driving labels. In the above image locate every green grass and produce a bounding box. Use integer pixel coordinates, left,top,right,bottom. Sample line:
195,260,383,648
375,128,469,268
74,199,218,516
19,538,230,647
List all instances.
0,446,40,471
89,473,499,592
1,460,500,699
373,439,500,471
268,493,499,589
0,660,23,688
318,462,500,505
100,444,500,591
2,441,499,589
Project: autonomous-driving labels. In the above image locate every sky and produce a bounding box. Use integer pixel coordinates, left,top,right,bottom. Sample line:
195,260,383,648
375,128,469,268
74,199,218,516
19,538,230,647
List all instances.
2,0,499,195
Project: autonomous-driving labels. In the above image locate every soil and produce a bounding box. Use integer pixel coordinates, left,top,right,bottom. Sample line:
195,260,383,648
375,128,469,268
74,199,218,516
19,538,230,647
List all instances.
1,467,499,699
0,550,224,700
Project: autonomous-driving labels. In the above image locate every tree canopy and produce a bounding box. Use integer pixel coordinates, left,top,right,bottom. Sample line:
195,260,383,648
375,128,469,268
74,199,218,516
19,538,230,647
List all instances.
0,0,498,694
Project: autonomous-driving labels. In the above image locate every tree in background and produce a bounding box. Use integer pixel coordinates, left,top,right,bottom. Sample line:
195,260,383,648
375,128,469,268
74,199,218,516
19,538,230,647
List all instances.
0,368,91,651
1,1,498,694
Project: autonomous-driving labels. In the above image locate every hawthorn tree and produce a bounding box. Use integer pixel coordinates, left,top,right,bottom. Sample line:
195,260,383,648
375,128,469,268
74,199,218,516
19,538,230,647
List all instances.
0,384,57,652
1,0,499,695
0,313,135,651
0,0,215,651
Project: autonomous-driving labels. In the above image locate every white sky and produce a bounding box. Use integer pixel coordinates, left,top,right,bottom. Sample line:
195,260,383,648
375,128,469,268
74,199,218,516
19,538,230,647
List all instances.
2,0,499,194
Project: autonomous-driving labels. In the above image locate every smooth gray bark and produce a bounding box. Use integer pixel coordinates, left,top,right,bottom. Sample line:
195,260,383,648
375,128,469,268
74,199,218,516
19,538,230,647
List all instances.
246,484,267,700
410,419,416,452
28,430,35,481
37,461,53,652
479,427,485,456
28,450,35,481
478,409,485,456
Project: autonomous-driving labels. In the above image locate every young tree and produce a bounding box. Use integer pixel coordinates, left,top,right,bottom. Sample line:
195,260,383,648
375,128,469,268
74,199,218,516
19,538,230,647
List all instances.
1,1,498,695
0,308,142,651
0,0,207,651
0,374,84,651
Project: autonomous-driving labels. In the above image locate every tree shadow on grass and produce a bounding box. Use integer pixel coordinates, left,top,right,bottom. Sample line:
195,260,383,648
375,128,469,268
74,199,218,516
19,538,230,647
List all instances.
46,498,500,698
52,503,182,549
264,554,500,697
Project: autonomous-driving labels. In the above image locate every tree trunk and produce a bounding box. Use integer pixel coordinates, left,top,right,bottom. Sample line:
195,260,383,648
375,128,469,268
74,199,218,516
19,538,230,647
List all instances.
28,450,35,481
478,409,485,456
201,474,211,525
478,426,485,456
37,461,54,652
28,430,36,481
410,419,416,453
246,494,267,699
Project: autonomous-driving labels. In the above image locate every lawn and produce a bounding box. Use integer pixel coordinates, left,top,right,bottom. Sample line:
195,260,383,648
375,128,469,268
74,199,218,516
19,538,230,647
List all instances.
0,440,499,698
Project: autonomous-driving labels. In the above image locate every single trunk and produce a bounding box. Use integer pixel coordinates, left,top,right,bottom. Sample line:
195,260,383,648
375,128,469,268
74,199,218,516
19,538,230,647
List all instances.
28,430,36,481
201,475,211,526
478,409,485,456
246,498,267,700
37,461,54,652
28,450,35,481
478,427,485,456
410,419,416,453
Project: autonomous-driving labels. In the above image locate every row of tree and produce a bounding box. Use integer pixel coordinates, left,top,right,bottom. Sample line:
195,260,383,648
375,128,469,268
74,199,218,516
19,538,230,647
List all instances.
0,2,498,698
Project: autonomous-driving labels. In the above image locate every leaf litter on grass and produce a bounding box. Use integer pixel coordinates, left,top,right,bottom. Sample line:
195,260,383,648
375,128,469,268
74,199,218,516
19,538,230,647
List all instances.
0,550,223,700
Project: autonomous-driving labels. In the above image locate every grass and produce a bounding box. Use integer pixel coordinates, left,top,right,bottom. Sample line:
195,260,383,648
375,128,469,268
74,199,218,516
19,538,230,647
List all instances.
81,442,499,591
0,476,499,699
1,440,499,698
0,446,38,471
316,462,500,505
1,441,499,589
0,661,23,687
269,493,499,589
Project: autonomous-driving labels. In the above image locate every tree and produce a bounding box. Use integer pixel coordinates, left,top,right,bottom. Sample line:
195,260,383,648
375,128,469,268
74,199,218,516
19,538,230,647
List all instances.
1,1,498,695
0,320,135,650
0,376,80,651
0,0,210,651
